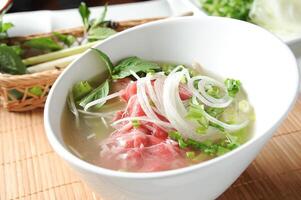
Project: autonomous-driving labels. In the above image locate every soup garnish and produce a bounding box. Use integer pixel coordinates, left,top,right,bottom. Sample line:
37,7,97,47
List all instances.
62,49,254,172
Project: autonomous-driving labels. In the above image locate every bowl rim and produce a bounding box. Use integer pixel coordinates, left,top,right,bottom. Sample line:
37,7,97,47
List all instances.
44,16,300,179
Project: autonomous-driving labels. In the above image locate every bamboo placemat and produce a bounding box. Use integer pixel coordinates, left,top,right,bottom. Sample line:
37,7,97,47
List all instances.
1,96,301,200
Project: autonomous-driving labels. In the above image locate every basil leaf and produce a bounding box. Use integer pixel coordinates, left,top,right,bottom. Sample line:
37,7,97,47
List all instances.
10,45,23,56
53,32,76,47
79,79,109,109
24,37,63,51
72,81,93,101
91,48,113,76
90,4,108,30
28,86,43,96
87,27,116,42
112,57,161,79
0,44,26,75
79,2,91,31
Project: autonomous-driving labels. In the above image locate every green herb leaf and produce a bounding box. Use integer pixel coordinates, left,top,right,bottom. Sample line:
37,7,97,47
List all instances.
79,2,91,31
112,56,161,80
28,86,43,96
178,138,188,149
90,4,108,30
217,146,231,156
72,81,93,101
206,85,222,98
79,79,109,109
205,107,224,118
53,32,76,47
88,27,116,41
200,0,253,21
10,45,23,56
1,22,13,32
0,3,13,39
168,131,182,141
24,37,63,51
225,78,241,97
91,48,113,76
132,119,140,128
186,151,196,159
8,89,23,100
0,44,26,75
209,121,225,132
186,104,209,134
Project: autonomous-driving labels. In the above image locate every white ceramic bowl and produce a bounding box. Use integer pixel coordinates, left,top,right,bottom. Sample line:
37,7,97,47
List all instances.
44,17,299,200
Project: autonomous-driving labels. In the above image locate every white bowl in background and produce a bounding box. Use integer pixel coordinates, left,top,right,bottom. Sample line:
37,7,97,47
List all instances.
44,17,299,200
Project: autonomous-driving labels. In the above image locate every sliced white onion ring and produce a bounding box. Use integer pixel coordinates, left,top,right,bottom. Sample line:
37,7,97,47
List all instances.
84,91,123,111
188,76,232,108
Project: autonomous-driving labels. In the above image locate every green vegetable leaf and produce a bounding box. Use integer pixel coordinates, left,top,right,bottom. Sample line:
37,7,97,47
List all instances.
178,138,188,149
206,85,222,98
53,32,76,47
87,27,116,42
0,3,13,39
8,89,23,100
0,44,27,75
28,86,43,97
112,56,161,80
24,37,63,51
168,130,238,156
209,122,225,132
10,45,23,56
132,119,140,128
200,0,253,21
205,107,224,118
79,2,91,31
225,133,240,149
79,79,109,109
0,22,13,39
225,78,241,97
186,104,209,134
168,131,182,141
91,48,113,76
90,4,108,30
72,81,93,101
160,63,177,75
186,151,196,159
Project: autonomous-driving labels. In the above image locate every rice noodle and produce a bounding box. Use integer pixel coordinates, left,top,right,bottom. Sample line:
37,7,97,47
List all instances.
78,109,117,118
84,91,123,111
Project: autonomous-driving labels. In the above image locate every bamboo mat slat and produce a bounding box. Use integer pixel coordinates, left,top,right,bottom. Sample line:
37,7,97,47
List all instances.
1,97,301,200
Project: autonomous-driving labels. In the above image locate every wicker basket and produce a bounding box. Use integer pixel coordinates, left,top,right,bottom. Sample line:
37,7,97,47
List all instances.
0,16,175,112
0,69,61,111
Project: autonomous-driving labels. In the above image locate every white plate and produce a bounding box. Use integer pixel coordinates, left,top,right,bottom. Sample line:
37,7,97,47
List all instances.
3,0,193,37
185,0,301,85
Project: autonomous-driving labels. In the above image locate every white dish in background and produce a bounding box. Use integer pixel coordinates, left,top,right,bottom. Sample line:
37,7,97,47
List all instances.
185,0,301,85
45,17,299,200
3,0,193,37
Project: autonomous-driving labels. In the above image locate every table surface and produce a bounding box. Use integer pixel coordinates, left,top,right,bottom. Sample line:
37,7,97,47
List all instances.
1,96,301,200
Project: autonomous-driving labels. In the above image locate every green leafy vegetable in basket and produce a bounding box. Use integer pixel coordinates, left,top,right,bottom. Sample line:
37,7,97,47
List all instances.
53,32,76,47
0,44,27,75
0,4,14,39
199,0,253,21
78,2,116,42
24,37,63,51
